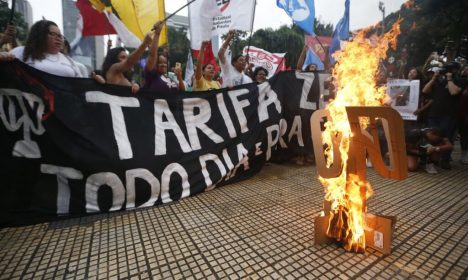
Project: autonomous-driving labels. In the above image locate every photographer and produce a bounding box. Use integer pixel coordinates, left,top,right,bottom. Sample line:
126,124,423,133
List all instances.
406,128,453,174
421,61,462,169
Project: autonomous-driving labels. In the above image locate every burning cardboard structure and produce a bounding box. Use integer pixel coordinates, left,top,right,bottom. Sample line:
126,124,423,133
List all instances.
312,106,407,254
311,20,406,254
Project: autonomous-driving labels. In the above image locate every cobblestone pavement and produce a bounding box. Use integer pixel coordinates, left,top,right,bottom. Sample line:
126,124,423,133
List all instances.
0,159,467,279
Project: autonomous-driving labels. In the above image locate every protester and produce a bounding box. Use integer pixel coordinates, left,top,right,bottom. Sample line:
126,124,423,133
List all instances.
296,45,317,72
422,61,462,169
253,67,268,84
193,40,221,91
412,67,432,127
218,30,252,87
144,21,185,92
406,127,453,174
8,20,82,77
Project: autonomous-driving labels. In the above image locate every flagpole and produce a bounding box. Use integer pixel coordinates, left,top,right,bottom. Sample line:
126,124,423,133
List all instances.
153,0,198,29
245,0,257,60
9,0,16,23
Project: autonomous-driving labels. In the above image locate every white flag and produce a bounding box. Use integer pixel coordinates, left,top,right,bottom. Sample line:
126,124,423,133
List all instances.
188,0,221,49
184,52,194,86
212,0,256,36
189,0,255,50
104,10,141,49
243,46,286,78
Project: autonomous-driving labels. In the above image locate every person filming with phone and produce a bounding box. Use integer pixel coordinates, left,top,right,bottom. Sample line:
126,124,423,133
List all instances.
422,61,462,170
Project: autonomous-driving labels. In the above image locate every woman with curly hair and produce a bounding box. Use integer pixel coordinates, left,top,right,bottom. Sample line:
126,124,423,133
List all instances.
8,20,82,77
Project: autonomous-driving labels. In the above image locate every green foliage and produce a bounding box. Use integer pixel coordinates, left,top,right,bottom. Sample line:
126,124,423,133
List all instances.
0,0,28,43
226,18,333,69
166,26,190,68
383,0,468,68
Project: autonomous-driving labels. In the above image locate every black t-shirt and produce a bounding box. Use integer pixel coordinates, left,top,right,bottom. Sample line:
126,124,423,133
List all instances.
427,77,463,118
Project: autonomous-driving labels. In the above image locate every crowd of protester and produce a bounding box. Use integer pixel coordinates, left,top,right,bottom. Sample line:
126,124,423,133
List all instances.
1,19,467,171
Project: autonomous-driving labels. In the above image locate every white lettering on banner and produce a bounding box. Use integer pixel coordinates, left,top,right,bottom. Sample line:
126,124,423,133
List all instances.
278,119,288,148
228,89,250,133
85,91,140,160
85,172,125,213
0,89,45,158
228,143,249,179
183,98,224,150
289,115,304,147
40,164,83,214
125,168,160,209
255,142,263,156
257,82,282,123
160,163,190,203
217,93,237,138
295,72,318,110
154,99,192,156
266,124,280,161
199,153,227,191
222,148,235,179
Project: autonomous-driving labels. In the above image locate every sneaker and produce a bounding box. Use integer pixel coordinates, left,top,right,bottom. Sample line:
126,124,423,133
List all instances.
425,163,438,174
440,160,451,170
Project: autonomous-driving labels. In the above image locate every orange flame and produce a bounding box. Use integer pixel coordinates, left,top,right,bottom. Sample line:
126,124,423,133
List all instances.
319,20,401,252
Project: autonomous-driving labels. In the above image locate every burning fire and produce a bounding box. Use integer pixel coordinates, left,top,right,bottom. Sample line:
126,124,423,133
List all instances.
319,21,401,252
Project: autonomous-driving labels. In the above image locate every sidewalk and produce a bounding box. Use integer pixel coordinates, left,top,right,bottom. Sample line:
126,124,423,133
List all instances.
0,160,467,279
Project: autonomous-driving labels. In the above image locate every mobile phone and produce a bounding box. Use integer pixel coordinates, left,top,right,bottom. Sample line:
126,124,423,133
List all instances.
175,62,181,69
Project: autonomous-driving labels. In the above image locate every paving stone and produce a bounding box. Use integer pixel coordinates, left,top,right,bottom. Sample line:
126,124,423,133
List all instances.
1,158,467,279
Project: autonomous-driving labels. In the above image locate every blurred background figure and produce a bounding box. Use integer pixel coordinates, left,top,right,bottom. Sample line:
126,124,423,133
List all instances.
253,66,268,84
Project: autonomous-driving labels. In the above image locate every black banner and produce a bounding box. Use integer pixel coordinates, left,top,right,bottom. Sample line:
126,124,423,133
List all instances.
0,61,328,226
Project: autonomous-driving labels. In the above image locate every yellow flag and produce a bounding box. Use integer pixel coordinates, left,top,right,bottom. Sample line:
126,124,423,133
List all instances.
110,0,167,46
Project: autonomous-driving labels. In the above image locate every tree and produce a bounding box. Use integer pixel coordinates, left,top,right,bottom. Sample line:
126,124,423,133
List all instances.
166,26,191,68
225,17,334,69
0,0,28,44
382,0,468,68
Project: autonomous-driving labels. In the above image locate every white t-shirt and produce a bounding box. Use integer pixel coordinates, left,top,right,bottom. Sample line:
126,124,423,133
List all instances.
10,46,83,78
220,61,252,87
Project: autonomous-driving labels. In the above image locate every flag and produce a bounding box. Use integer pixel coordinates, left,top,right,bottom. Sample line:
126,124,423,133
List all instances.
277,0,315,35
75,0,116,36
184,52,194,86
188,0,255,50
188,0,222,49
329,0,350,63
303,47,324,70
242,46,286,78
304,35,332,61
192,41,220,73
89,0,167,45
211,0,256,36
104,10,142,48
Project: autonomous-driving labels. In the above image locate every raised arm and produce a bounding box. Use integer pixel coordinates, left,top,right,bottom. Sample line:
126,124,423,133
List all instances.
218,30,235,65
297,45,308,71
445,72,461,95
422,73,438,94
195,41,209,81
108,32,152,76
174,67,186,91
0,24,18,48
146,21,165,72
